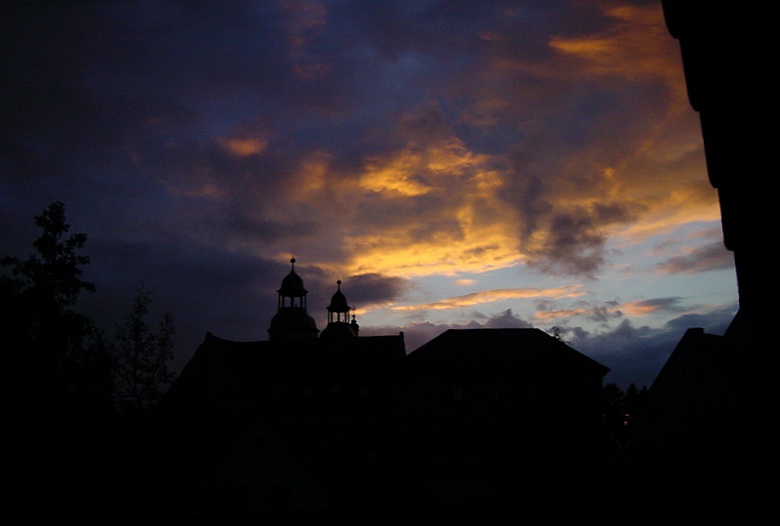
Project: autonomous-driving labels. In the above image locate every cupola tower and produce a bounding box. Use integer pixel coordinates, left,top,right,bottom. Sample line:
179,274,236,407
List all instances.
267,258,319,340
320,280,359,340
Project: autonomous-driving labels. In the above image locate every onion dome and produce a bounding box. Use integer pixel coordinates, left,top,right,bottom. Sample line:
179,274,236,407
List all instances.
277,257,307,298
327,280,350,313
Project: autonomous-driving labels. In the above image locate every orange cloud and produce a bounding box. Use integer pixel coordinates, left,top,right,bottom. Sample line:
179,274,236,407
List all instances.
284,135,526,278
360,138,486,196
342,231,521,278
549,4,686,97
292,151,331,196
619,300,666,316
217,137,268,157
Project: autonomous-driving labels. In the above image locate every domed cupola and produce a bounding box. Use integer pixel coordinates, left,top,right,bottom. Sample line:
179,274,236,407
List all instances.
278,259,306,300
268,258,319,340
328,280,350,314
320,280,358,339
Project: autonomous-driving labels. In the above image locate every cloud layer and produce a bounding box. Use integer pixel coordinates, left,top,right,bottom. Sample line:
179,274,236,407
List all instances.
1,1,737,387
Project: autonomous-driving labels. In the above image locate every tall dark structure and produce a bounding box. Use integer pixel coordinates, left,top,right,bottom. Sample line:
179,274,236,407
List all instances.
625,2,779,492
662,1,776,340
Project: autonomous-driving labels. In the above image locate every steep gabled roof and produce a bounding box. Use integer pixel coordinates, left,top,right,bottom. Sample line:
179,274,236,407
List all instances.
406,328,609,379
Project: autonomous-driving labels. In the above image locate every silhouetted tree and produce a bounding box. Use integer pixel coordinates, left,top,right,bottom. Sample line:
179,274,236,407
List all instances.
0,201,111,414
1,202,116,521
110,286,175,411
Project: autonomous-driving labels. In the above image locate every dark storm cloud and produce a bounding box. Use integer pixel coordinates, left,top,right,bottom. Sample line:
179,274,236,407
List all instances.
655,240,735,274
630,296,687,313
586,303,623,323
2,4,201,149
79,234,284,348
526,206,616,277
532,297,623,327
481,308,534,328
338,273,407,306
2,2,325,170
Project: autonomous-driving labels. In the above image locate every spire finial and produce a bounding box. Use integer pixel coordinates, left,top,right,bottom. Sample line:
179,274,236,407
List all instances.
290,257,296,267
337,279,342,289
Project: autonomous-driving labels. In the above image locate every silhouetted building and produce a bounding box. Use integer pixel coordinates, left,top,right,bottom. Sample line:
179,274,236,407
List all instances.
629,328,776,491
151,260,612,511
394,328,611,499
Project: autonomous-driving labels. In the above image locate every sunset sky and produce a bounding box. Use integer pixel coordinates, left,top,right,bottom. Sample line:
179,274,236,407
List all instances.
1,0,739,388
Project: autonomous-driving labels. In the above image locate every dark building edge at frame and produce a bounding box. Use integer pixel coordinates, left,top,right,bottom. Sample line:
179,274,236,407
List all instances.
622,1,779,494
661,0,776,340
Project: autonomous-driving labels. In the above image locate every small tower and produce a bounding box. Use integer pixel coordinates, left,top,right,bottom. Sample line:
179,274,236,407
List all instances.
320,280,358,340
268,258,319,340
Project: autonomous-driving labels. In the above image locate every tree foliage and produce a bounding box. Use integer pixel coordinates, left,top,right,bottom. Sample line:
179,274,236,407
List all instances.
111,286,175,411
1,202,110,412
2,202,178,518
3,201,95,304
601,381,648,449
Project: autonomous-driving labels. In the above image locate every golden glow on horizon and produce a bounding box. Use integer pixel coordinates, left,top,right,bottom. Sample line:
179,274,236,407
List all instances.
390,285,584,312
343,229,521,278
280,135,720,280
314,137,526,278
